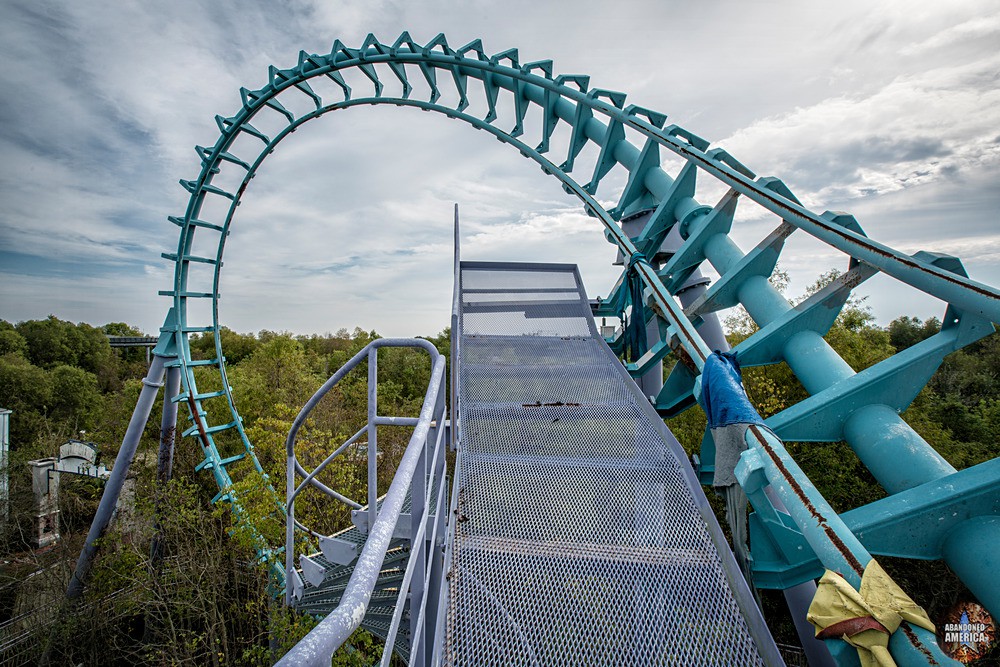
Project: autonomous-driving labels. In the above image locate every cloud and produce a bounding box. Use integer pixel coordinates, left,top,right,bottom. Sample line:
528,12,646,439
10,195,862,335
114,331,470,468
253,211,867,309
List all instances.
901,14,1000,54
1,0,998,338
717,54,1000,207
0,264,170,331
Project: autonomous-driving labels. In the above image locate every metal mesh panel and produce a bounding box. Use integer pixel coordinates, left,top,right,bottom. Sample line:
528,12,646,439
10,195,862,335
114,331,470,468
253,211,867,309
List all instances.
447,262,770,666
462,336,608,367
462,290,581,304
462,364,632,405
461,307,593,337
461,268,579,290
462,402,672,461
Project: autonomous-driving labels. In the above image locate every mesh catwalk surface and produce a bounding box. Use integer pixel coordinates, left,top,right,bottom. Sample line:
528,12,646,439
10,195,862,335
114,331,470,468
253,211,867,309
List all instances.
446,262,777,666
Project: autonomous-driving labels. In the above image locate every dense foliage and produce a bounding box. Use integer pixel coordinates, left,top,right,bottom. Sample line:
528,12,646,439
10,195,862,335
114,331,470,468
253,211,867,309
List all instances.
0,318,446,665
0,300,995,663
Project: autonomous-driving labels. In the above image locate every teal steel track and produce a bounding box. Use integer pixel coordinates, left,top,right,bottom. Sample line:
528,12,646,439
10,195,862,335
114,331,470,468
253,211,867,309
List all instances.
158,33,1000,665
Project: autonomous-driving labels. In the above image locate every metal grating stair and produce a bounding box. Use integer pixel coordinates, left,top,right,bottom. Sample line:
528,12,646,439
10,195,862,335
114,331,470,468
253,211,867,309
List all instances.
293,526,412,662
292,474,441,663
446,261,782,666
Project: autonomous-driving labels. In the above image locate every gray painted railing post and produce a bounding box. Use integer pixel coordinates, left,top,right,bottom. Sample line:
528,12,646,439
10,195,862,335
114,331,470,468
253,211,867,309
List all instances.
368,347,379,534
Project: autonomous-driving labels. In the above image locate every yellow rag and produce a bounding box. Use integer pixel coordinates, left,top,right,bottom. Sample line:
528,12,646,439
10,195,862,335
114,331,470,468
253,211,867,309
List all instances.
806,560,935,667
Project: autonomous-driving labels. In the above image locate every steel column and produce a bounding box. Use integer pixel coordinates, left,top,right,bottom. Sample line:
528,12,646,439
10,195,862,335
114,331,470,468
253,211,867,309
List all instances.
150,364,181,565
941,516,1000,617
843,405,956,493
67,353,167,599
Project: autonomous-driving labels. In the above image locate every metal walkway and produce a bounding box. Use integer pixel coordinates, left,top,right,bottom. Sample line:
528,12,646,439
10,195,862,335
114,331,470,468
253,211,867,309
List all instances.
447,261,782,666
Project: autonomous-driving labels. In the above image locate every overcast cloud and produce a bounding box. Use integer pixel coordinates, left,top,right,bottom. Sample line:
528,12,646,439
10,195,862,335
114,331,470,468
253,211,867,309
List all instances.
1,0,997,336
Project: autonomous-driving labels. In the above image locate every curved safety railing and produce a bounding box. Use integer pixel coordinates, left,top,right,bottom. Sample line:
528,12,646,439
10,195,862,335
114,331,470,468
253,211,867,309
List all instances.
280,338,448,666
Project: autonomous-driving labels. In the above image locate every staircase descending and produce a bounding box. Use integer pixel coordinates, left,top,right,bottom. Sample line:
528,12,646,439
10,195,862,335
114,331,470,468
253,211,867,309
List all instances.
293,528,413,660
292,476,444,661
446,261,782,666
281,337,449,667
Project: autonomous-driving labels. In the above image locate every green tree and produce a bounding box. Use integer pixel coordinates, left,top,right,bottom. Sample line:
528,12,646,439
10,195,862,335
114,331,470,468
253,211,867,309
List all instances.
0,321,28,357
0,353,53,447
47,364,101,433
888,315,940,351
102,322,145,337
190,327,260,364
16,316,117,390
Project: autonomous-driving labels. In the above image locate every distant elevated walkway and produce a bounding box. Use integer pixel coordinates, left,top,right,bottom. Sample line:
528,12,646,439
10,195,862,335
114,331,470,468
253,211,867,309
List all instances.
107,335,160,363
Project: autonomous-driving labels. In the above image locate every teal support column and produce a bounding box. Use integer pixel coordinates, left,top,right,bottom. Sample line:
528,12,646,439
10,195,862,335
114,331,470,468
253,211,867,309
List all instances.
941,516,1000,617
681,192,997,620
737,275,795,325
783,330,856,395
843,405,956,494
687,212,947,479
700,225,745,273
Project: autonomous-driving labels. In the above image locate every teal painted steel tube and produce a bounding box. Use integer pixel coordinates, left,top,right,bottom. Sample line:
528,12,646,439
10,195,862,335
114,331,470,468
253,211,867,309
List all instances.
783,330,857,395
681,201,951,484
687,214,996,610
741,426,956,665
843,405,956,494
164,41,996,663
738,275,797,327
507,62,996,633
525,76,995,636
941,516,1000,617
742,426,868,586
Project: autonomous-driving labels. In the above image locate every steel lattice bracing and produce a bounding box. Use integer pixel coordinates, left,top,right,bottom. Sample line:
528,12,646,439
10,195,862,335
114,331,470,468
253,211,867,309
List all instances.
447,261,783,666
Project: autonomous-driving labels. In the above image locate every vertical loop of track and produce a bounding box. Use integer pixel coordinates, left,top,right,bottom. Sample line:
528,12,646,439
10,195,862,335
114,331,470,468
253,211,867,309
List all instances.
162,32,1000,586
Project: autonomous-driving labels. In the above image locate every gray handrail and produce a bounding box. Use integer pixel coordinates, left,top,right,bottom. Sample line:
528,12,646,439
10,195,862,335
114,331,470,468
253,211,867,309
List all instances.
284,337,441,586
450,203,461,451
380,402,448,664
279,338,445,666
284,339,434,510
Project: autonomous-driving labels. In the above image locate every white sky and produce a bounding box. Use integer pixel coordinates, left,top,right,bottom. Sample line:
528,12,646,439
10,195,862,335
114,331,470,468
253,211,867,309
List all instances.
1,0,998,337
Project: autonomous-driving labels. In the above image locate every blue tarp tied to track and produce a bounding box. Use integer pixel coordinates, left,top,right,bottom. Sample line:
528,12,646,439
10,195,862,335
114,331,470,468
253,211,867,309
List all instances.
623,255,649,361
701,351,766,429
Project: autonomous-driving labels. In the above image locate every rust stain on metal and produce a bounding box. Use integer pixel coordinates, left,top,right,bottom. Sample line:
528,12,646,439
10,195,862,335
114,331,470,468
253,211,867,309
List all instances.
673,345,698,374
841,270,867,291
186,395,212,449
158,425,176,483
901,624,939,665
159,425,175,456
748,425,865,576
816,616,888,639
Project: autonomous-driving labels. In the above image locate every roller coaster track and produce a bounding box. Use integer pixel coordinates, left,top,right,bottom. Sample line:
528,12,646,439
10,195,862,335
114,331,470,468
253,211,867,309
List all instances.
65,32,1000,666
